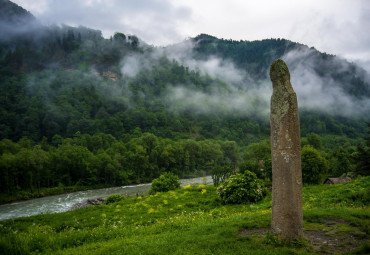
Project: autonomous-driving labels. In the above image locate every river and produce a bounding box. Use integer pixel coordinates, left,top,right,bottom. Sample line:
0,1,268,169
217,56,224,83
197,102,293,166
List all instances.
0,176,212,221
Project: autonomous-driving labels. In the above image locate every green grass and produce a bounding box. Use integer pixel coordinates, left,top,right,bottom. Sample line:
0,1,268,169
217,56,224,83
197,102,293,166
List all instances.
0,178,369,255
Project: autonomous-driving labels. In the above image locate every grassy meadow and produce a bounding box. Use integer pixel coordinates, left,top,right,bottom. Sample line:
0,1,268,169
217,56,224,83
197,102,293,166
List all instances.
0,177,369,254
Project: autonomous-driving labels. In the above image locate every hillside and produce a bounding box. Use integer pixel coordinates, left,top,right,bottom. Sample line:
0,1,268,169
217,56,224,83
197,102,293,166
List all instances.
0,178,369,254
192,34,370,99
0,1,369,144
0,0,369,196
0,0,35,26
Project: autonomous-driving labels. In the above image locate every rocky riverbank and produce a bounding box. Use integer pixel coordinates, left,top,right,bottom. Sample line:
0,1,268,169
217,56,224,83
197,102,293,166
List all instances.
71,198,105,210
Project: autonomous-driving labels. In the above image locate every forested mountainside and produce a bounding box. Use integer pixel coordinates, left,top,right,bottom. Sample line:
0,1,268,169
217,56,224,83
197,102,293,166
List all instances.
0,0,369,144
192,34,370,98
0,0,369,195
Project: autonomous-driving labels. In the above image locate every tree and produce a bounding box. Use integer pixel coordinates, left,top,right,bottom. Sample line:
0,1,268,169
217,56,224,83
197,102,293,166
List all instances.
198,140,223,172
301,145,327,184
0,139,20,154
178,139,200,174
355,123,370,176
211,165,232,186
128,35,139,48
365,123,370,147
306,133,322,150
18,136,32,149
245,142,271,161
329,147,353,176
52,144,94,185
31,145,50,192
356,145,370,176
16,148,35,191
51,134,63,147
220,141,239,172
91,152,116,185
140,133,158,155
123,142,150,182
158,143,176,172
0,153,17,193
239,160,260,177
113,32,126,44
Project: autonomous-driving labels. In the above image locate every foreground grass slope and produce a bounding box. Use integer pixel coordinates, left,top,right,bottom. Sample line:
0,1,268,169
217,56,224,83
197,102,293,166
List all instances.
0,178,369,254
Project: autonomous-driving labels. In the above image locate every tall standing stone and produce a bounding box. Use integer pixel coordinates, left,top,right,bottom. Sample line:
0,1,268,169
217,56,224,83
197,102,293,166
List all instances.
269,59,303,240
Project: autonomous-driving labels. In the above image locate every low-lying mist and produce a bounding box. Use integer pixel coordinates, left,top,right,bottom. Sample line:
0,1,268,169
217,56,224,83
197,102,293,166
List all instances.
118,39,370,119
284,47,370,117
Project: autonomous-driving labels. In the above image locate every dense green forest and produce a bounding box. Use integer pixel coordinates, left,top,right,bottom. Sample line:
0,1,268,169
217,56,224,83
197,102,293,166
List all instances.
0,133,240,194
0,0,369,199
1,129,369,202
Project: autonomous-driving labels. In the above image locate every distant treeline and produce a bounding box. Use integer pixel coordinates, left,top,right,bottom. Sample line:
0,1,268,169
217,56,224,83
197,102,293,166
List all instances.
1,130,369,197
0,133,239,194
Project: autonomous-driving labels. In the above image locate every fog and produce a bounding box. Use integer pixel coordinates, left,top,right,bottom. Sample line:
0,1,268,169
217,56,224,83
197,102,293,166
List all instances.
283,47,370,116
118,39,370,119
5,14,368,120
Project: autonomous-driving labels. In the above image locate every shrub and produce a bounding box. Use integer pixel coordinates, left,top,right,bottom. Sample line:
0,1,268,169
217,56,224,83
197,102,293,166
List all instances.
105,194,124,204
149,172,180,195
217,171,267,204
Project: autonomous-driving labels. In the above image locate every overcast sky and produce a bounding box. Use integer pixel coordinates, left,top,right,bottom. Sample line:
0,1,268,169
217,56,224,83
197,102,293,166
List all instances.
12,0,370,71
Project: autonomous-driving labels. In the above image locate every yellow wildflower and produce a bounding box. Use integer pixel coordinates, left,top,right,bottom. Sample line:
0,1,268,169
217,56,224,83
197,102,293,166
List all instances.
201,189,206,194
184,184,192,189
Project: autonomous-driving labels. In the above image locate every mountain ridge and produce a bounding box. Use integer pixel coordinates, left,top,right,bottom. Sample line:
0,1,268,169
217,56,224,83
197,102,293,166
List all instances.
0,0,35,24
0,0,368,143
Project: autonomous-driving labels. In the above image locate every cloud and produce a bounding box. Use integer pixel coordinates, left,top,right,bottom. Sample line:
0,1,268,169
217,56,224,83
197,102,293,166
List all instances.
282,47,370,116
121,55,145,78
163,84,271,120
116,40,270,118
9,0,370,119
117,38,370,119
161,42,370,118
0,0,42,41
163,40,251,86
12,0,193,46
12,0,370,72
286,0,370,72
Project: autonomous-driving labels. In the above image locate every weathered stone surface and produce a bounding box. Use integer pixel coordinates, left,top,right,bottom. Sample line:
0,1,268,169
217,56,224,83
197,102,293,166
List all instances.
270,59,303,240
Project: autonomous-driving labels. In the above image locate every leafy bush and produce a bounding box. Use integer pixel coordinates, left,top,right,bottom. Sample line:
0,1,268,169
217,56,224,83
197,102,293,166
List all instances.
217,171,267,204
105,194,124,204
149,172,180,194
